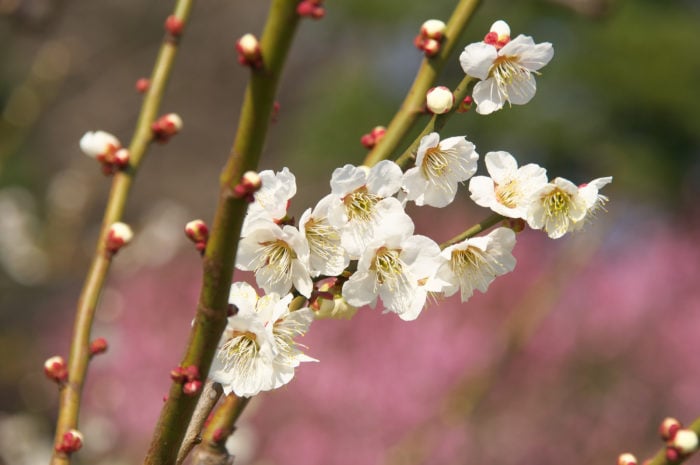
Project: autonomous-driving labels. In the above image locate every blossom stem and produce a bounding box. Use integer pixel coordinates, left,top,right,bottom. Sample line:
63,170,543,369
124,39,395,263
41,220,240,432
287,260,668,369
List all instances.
142,2,301,464
49,1,194,463
362,0,481,168
191,394,251,465
394,74,474,170
175,381,223,465
440,213,504,249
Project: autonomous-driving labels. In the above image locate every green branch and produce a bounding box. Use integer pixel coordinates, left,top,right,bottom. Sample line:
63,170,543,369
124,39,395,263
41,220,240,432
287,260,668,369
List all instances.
142,2,301,464
363,0,481,167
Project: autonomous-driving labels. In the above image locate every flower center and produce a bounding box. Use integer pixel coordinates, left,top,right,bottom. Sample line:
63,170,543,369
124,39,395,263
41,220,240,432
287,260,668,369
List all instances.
343,186,380,222
421,145,452,179
494,179,519,208
305,217,341,261
220,331,259,376
490,56,531,97
256,239,294,284
371,247,405,286
544,189,571,218
450,246,490,277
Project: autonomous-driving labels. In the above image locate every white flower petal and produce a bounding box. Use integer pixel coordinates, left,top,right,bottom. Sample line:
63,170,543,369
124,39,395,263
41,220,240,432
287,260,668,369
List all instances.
472,78,505,115
459,42,498,80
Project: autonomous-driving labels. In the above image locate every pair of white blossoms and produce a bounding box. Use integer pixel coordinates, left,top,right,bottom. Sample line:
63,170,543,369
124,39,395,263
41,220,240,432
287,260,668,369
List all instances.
210,20,611,397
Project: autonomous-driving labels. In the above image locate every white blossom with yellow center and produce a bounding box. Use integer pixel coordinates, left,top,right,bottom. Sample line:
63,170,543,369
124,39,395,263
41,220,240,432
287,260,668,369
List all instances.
236,222,313,297
242,167,296,235
299,194,349,277
402,132,479,208
526,177,588,239
342,227,444,321
469,151,547,219
459,21,553,115
437,227,516,302
211,282,315,397
326,160,412,259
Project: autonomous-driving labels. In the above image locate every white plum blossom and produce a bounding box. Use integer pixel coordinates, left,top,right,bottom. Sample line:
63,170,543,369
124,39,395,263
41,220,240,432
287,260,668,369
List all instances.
459,20,554,115
469,151,547,218
79,130,121,158
236,222,313,297
342,225,444,321
526,177,588,239
242,168,296,235
326,160,413,258
437,227,516,302
299,194,349,277
572,176,613,231
211,282,315,397
426,86,454,114
402,132,478,208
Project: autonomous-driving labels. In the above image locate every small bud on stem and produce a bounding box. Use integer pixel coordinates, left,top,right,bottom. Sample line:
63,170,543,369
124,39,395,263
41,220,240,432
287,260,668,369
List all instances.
360,126,386,149
185,219,209,253
55,429,83,454
426,86,454,114
136,78,150,93
660,417,682,441
151,113,183,143
297,0,325,20
44,356,68,383
105,222,134,255
164,15,184,37
89,337,108,356
617,453,638,465
236,34,263,69
414,19,446,57
232,170,262,202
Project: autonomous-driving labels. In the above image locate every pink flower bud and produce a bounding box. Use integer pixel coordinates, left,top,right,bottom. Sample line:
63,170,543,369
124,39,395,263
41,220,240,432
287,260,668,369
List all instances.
484,20,511,49
113,148,130,169
457,95,473,113
422,38,441,57
236,33,262,68
297,0,325,19
671,429,699,455
170,366,186,382
164,15,184,37
420,19,446,40
666,447,680,462
617,453,637,465
89,337,108,356
241,170,262,191
183,365,200,382
426,86,454,114
105,222,133,254
151,113,183,142
183,379,203,396
185,219,209,246
660,417,682,441
56,429,83,454
44,356,68,383
136,78,150,93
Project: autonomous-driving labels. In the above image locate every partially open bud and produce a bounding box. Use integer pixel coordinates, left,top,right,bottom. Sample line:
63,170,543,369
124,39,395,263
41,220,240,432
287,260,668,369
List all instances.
56,429,83,454
426,86,454,114
106,222,133,254
236,33,263,68
617,453,637,465
89,337,108,356
44,356,68,383
233,170,262,201
484,19,511,49
164,15,184,37
422,38,441,57
421,19,446,40
80,131,121,159
671,429,699,455
185,219,209,252
660,417,682,441
136,78,150,93
151,113,183,143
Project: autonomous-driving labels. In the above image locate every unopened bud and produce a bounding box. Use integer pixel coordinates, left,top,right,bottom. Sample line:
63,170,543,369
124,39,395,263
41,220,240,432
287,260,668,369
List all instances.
89,337,108,356
183,365,200,382
617,453,637,465
457,95,473,113
44,356,68,383
236,34,262,68
360,126,386,149
421,19,446,40
113,148,130,169
241,170,262,191
56,429,83,454
170,366,186,382
297,0,325,19
136,78,150,93
80,131,121,159
484,20,511,49
660,417,682,441
426,86,454,114
671,429,699,455
666,447,680,462
422,38,441,57
183,379,203,396
106,222,133,254
151,113,183,142
184,219,209,248
164,15,184,37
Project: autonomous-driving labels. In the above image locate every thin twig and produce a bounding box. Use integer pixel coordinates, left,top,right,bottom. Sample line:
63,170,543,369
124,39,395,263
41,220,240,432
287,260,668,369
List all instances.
191,394,251,465
176,381,223,465
49,2,195,464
